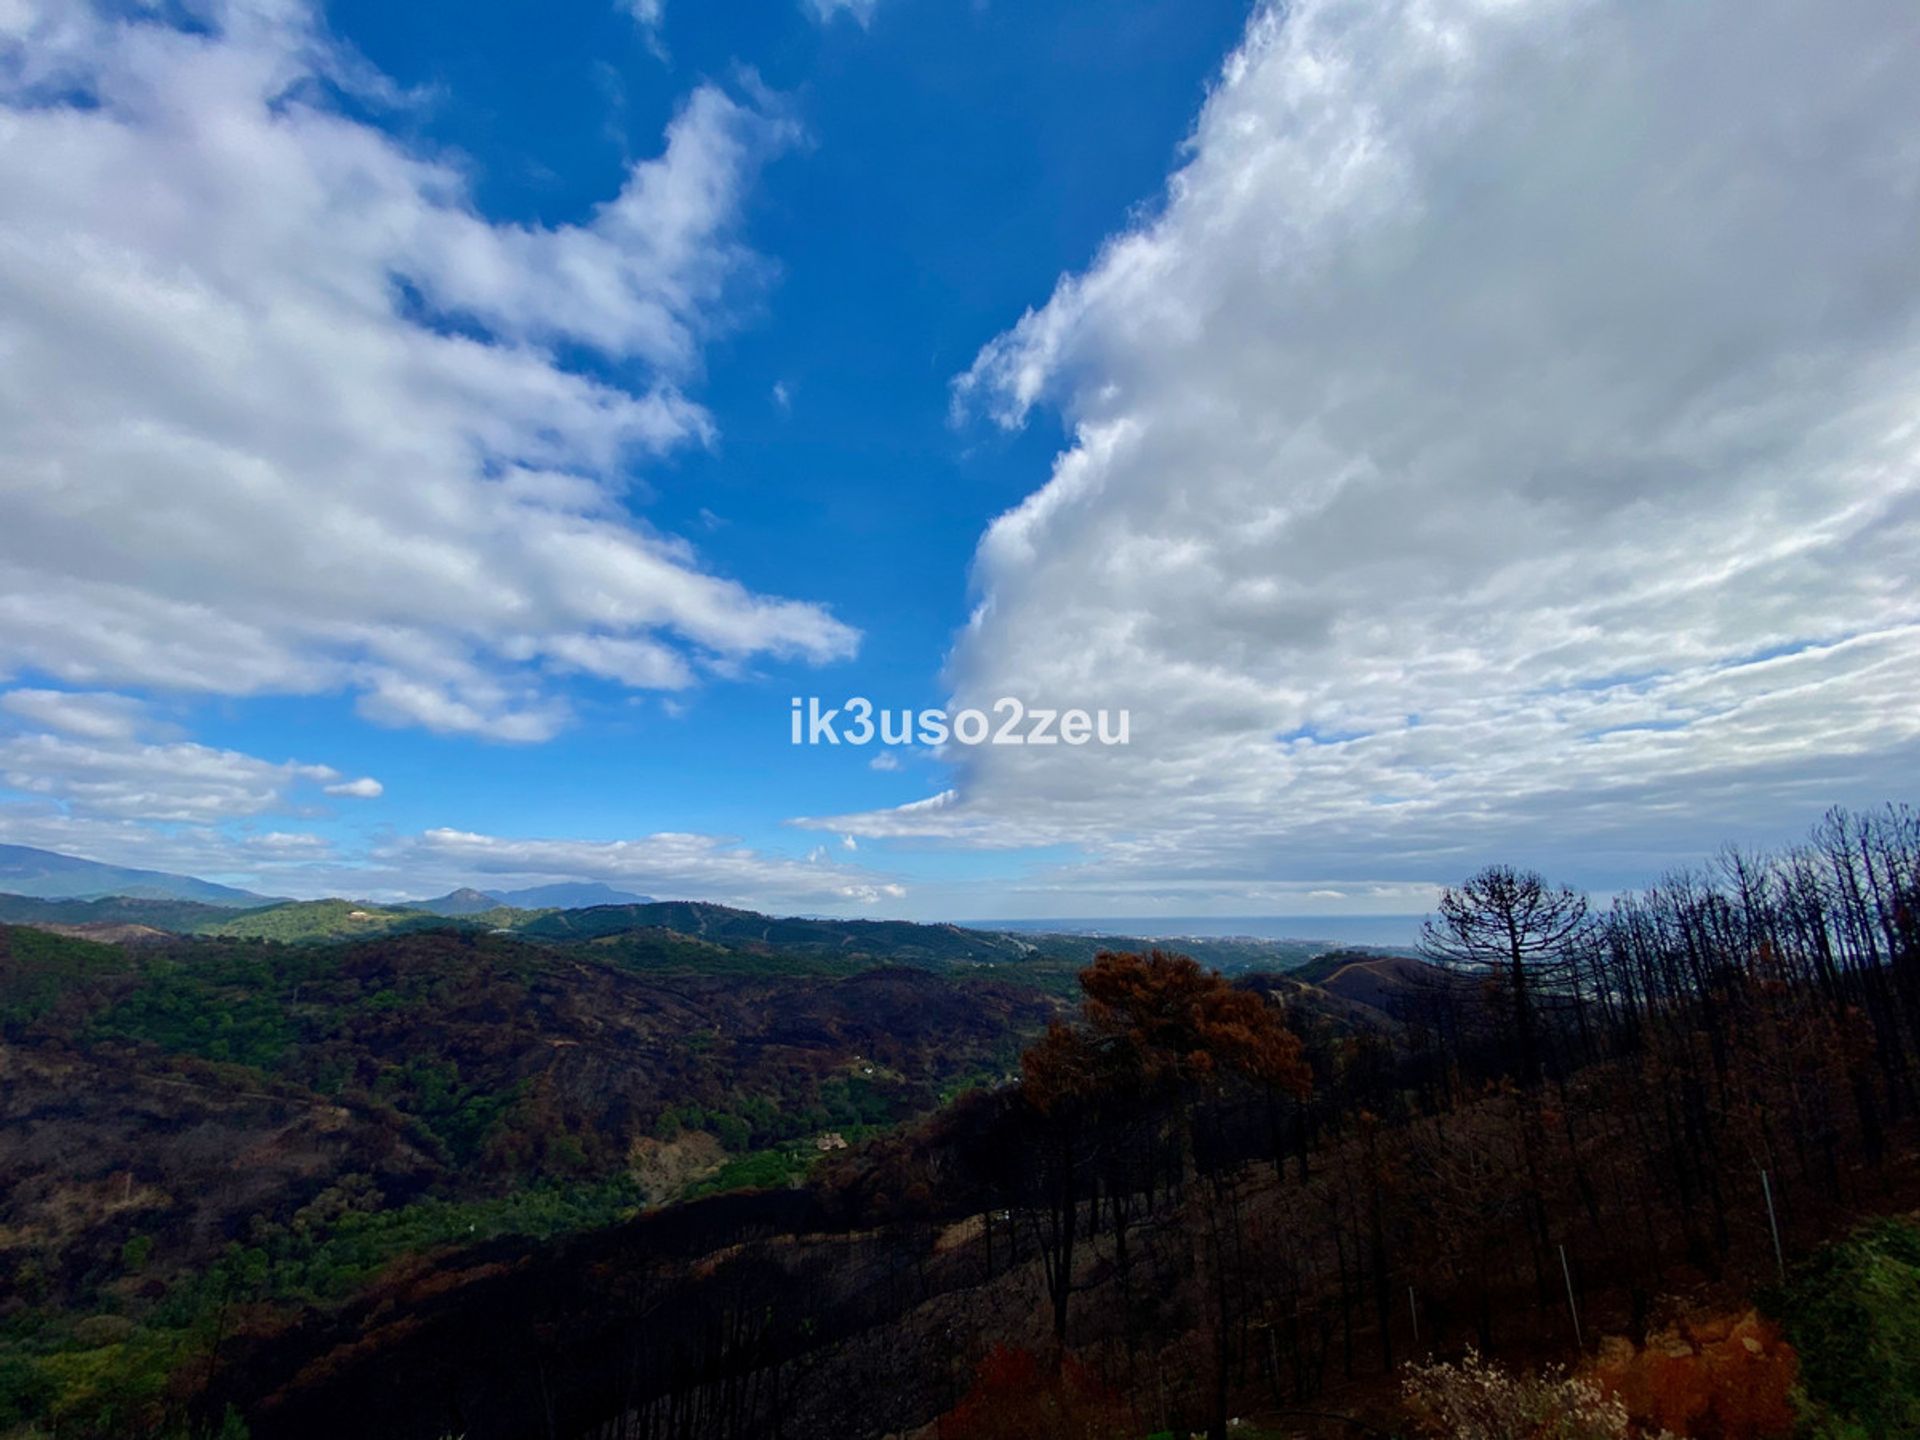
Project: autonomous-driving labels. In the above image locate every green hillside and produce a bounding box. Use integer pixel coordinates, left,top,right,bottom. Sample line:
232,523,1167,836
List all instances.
0,892,249,933
198,898,531,942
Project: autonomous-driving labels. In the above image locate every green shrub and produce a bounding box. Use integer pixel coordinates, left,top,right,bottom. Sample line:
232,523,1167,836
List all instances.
1765,1215,1920,1438
0,1350,57,1430
684,1146,811,1199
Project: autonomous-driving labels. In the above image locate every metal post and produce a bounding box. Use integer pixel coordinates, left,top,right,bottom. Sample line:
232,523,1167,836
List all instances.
1408,1285,1419,1349
1559,1244,1583,1349
1762,1168,1785,1283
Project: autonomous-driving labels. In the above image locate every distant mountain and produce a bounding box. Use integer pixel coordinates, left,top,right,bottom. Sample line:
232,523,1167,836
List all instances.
406,887,512,916
0,844,268,907
488,881,655,909
0,860,1371,977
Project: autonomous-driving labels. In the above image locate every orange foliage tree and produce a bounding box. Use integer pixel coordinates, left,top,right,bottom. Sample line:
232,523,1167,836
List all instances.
1019,951,1310,1440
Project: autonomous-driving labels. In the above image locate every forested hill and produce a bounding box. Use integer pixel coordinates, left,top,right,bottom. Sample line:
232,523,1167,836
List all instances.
11,807,1919,1440
0,888,1352,973
0,892,248,933
514,900,1351,970
0,909,1418,1438
514,899,1041,961
174,804,1920,1440
0,926,1054,1401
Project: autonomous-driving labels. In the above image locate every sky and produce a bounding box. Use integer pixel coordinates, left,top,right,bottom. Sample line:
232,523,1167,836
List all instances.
0,0,1917,920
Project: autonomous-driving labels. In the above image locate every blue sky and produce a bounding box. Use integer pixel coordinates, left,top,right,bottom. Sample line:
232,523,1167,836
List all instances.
279,0,1244,835
1,0,1917,918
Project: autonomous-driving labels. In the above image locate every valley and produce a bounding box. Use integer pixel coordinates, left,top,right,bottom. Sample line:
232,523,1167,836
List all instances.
3,810,1919,1440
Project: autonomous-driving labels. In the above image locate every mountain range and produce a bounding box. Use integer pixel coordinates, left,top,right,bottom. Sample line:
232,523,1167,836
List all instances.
407,882,656,914
0,844,1407,969
0,845,658,915
0,843,270,906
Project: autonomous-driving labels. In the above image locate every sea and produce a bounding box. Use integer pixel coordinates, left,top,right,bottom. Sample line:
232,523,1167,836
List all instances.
965,914,1427,950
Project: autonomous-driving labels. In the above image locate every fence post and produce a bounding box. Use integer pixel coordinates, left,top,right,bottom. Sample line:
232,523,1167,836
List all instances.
1559,1244,1583,1349
1762,1168,1785,1283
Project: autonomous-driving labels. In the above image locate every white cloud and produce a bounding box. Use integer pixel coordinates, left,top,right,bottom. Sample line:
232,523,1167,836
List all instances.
0,690,381,825
0,0,855,742
838,881,907,903
0,774,907,910
624,0,665,54
805,0,879,27
0,781,906,911
822,0,1920,900
0,686,872,909
0,807,318,882
1,689,152,743
392,826,907,911
255,830,332,854
868,750,901,772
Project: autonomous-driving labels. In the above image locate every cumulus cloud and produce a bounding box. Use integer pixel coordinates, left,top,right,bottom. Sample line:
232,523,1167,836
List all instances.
0,0,855,742
391,826,906,910
0,807,318,881
0,689,381,825
0,719,897,906
826,0,1920,899
1,689,152,744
